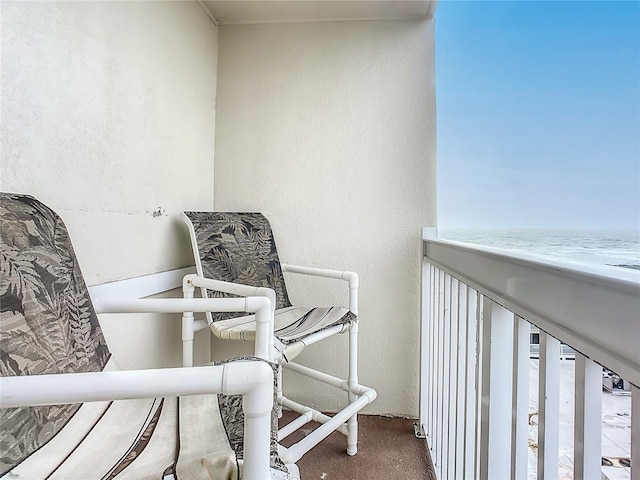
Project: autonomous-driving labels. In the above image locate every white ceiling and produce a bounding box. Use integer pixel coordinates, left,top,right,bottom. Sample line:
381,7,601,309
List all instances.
200,1,437,25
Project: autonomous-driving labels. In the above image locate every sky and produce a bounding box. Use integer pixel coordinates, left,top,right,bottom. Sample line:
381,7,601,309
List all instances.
435,0,640,230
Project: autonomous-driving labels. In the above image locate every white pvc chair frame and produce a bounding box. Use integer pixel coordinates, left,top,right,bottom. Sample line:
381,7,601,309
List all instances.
0,296,275,480
182,271,377,464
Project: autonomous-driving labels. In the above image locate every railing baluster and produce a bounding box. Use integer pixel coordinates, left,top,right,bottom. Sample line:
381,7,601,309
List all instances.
435,268,445,473
463,287,478,479
428,266,437,446
447,278,459,479
427,265,436,444
434,267,440,450
455,283,468,479
632,385,639,480
474,293,483,480
479,298,514,480
511,316,530,480
419,261,430,438
538,332,560,480
441,274,452,473
431,267,438,456
573,353,602,480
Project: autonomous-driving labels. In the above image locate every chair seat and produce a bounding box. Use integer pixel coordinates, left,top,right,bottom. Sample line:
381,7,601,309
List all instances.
5,392,282,480
6,396,184,480
210,306,357,345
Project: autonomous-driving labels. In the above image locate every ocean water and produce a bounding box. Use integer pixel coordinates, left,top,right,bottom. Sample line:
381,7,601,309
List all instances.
438,229,640,270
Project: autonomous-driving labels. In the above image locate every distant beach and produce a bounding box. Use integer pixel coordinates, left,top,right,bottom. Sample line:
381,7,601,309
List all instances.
438,229,640,271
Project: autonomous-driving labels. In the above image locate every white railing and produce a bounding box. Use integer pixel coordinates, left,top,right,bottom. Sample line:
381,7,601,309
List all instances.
419,230,640,480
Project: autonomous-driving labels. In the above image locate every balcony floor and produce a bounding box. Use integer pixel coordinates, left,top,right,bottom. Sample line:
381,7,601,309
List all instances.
280,413,436,479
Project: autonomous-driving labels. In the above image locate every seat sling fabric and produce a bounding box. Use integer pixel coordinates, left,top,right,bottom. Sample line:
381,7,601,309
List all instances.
184,212,356,345
0,193,111,476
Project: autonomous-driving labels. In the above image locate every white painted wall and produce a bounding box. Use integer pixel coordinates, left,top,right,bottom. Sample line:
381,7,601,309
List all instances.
1,1,218,368
214,20,437,416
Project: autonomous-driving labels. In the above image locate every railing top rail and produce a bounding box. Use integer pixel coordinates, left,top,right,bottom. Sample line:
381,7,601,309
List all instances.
424,237,640,290
422,235,640,387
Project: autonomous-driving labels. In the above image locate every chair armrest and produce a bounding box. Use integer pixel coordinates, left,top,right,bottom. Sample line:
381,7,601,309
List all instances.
0,361,271,407
183,275,277,360
184,275,277,310
92,297,271,316
93,296,273,361
280,264,359,315
0,361,273,480
280,264,357,284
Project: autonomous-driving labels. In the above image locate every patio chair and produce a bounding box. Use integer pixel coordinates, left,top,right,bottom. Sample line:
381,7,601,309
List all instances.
181,212,376,464
0,193,299,480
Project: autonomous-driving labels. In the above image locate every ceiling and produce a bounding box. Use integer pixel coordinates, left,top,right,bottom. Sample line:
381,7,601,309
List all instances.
200,1,437,25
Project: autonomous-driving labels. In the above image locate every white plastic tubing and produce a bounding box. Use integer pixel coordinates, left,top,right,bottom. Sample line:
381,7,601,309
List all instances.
281,264,358,315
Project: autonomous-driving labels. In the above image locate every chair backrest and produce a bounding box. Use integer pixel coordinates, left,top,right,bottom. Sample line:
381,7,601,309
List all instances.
183,212,292,322
0,193,110,474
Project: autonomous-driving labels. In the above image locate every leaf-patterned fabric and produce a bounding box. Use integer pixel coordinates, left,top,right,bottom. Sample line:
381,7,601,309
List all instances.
184,212,292,323
184,212,356,345
0,193,110,474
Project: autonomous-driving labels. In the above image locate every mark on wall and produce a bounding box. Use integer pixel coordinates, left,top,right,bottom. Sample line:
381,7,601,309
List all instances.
149,207,166,218
58,206,169,218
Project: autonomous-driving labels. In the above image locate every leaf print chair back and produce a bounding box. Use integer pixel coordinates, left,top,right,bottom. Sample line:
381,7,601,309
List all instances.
0,193,298,480
182,211,377,464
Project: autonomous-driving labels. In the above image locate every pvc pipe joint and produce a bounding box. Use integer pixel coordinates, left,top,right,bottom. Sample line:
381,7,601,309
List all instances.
223,362,273,417
342,271,359,289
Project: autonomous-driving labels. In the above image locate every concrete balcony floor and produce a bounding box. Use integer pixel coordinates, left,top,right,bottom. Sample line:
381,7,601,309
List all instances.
280,413,436,479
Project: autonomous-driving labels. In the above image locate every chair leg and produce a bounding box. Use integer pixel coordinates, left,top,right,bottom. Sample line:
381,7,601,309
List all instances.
346,323,359,456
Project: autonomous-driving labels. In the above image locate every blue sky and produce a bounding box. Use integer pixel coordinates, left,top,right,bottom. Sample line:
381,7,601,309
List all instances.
436,0,640,229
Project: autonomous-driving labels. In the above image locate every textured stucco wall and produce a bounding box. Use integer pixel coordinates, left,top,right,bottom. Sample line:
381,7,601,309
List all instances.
1,1,218,368
214,20,437,416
